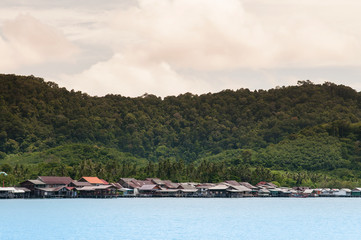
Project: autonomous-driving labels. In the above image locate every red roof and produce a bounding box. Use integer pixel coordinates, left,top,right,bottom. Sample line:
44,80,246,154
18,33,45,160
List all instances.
256,181,268,186
79,177,105,184
100,179,109,185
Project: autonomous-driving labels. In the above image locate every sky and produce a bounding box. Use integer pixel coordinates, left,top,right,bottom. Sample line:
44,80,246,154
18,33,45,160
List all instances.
1,0,361,97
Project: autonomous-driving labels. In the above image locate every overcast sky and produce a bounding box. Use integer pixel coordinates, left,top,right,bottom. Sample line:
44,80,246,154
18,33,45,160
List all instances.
1,0,361,97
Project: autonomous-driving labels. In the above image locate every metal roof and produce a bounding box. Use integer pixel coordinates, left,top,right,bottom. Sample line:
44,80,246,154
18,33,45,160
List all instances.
224,180,240,186
158,189,179,193
303,189,314,194
15,187,31,192
340,188,352,192
70,181,92,187
178,183,197,190
0,187,25,193
77,185,115,191
38,176,73,185
35,187,59,192
209,185,229,190
230,185,252,192
180,189,198,193
258,188,270,193
139,184,158,190
27,179,46,185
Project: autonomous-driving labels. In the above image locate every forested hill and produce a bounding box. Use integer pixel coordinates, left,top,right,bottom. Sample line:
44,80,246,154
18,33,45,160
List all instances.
1,74,361,182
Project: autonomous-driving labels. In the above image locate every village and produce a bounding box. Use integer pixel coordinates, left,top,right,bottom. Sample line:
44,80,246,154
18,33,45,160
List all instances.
1,176,361,199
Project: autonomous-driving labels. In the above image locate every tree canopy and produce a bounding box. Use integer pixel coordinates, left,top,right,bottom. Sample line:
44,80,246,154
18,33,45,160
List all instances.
1,74,361,187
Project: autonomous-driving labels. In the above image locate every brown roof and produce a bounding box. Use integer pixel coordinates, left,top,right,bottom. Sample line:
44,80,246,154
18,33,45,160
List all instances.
196,183,216,189
122,178,135,181
139,180,153,185
178,183,197,190
70,181,92,187
15,187,31,192
163,180,179,189
224,180,240,186
118,178,141,188
38,176,73,185
111,183,123,189
239,182,256,189
146,178,164,185
230,185,252,192
125,181,140,189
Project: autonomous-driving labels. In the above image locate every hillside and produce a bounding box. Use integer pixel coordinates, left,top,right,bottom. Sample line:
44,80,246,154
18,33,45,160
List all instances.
0,74,361,186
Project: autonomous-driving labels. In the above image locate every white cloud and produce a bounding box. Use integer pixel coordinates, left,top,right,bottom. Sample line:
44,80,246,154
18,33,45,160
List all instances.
103,0,361,70
1,0,361,96
60,53,209,97
61,0,361,96
0,14,78,72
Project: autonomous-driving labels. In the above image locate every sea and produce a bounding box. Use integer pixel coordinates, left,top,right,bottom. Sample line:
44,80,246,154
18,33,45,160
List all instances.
0,198,360,240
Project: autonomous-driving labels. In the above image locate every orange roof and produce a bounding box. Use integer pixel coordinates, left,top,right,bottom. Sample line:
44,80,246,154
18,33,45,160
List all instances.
80,177,104,184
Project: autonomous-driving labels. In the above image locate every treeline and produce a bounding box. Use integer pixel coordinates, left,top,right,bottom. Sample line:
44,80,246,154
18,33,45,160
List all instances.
1,74,361,186
1,157,359,189
1,74,360,160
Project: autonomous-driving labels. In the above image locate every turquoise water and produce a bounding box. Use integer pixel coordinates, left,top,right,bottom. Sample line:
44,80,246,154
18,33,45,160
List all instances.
0,198,361,240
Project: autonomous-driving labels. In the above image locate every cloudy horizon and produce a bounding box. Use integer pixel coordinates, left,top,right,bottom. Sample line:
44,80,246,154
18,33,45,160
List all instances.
1,0,361,97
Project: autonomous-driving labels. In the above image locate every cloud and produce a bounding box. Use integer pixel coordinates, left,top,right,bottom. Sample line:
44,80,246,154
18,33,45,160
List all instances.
59,0,361,97
60,53,209,97
2,0,361,97
108,0,270,70
104,0,361,70
0,14,78,72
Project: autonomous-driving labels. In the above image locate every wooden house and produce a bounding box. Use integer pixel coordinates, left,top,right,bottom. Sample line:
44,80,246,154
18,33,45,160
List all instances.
20,176,73,197
179,188,199,197
196,183,215,197
177,183,199,197
68,180,92,188
157,188,180,197
35,186,76,198
76,185,118,198
38,176,73,187
20,179,46,192
351,188,361,197
302,189,315,197
162,180,179,189
118,178,142,189
138,184,161,196
258,188,270,197
228,185,252,197
146,178,164,185
208,185,229,197
333,188,351,197
0,187,27,198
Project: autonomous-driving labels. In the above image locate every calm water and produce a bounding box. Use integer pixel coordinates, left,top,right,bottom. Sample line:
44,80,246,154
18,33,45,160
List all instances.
1,198,361,240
